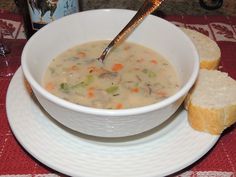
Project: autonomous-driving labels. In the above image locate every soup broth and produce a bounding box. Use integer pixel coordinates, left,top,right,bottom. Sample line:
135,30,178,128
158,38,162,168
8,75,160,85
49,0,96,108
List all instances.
43,40,180,109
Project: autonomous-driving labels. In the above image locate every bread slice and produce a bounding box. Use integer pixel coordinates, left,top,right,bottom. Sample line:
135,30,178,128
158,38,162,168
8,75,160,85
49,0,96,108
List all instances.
180,27,221,70
186,69,236,135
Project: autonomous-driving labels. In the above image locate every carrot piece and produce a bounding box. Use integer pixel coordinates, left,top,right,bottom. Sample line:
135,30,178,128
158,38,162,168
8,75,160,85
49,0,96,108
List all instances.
77,51,86,58
112,63,124,72
87,66,102,73
150,59,158,64
131,87,140,93
66,65,79,72
87,66,96,73
115,103,123,109
87,88,95,98
124,45,131,50
70,65,79,71
45,82,55,91
156,91,167,98
87,91,94,98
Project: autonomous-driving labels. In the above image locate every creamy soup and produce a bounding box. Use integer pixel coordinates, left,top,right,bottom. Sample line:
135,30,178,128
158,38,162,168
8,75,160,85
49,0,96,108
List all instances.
43,40,180,109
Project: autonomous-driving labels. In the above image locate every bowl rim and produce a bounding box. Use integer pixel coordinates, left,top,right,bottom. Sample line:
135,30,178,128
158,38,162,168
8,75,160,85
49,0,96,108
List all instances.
21,9,199,116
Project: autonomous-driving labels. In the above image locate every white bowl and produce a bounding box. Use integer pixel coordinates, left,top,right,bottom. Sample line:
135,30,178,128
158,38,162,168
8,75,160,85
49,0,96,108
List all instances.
21,9,199,137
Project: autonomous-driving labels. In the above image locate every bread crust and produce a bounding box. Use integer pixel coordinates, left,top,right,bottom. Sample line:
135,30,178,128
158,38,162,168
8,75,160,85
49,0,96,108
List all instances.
188,102,236,135
186,69,236,134
200,58,221,70
181,28,235,135
180,27,221,70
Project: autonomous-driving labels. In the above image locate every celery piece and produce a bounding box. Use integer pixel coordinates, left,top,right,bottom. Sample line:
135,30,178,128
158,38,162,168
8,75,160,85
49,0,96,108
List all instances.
49,67,55,74
142,68,148,74
72,75,94,88
106,85,119,94
142,68,156,78
148,71,156,78
85,75,94,85
60,83,70,93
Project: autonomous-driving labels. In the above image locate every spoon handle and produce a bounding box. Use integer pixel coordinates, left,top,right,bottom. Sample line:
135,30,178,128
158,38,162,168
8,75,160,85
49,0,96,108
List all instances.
99,0,164,62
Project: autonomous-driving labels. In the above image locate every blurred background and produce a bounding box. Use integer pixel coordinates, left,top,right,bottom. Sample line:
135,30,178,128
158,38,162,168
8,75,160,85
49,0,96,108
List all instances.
0,0,236,16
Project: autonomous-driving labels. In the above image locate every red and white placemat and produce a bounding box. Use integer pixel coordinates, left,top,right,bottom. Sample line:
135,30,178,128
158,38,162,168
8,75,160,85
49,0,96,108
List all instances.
0,11,236,176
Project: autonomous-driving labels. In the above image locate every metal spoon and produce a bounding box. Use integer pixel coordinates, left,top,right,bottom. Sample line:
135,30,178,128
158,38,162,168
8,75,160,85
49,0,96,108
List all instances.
97,0,164,63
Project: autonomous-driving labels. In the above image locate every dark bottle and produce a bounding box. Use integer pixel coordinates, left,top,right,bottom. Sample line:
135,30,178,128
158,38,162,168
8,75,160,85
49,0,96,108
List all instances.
15,0,80,39
199,0,223,10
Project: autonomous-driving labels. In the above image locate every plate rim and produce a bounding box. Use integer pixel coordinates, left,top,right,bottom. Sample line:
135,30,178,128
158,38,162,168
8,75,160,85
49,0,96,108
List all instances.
6,67,220,177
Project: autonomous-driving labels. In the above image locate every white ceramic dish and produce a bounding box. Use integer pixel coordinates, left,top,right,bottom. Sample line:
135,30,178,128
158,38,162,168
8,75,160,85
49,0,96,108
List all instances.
6,68,219,177
21,9,199,137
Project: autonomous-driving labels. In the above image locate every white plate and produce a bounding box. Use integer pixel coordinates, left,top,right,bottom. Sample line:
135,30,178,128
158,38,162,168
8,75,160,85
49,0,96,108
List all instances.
6,68,219,177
